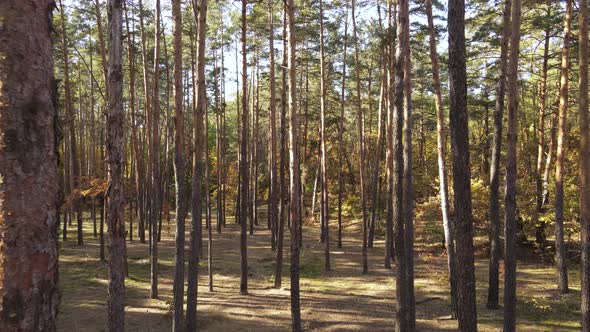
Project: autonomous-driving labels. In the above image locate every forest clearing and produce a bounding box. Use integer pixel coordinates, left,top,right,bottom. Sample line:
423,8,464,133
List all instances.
56,212,581,331
2,0,590,331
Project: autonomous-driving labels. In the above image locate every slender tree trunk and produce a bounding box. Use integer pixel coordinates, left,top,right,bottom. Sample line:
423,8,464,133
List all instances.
534,23,551,245
186,0,208,329
338,3,349,250
486,0,511,311
385,0,395,269
554,0,572,294
286,0,302,329
0,1,60,329
275,5,289,289
426,0,456,317
238,0,250,296
351,0,368,275
105,1,126,329
578,0,590,329
59,0,82,246
268,0,279,251
171,0,188,329
448,0,478,329
401,0,415,325
149,0,162,300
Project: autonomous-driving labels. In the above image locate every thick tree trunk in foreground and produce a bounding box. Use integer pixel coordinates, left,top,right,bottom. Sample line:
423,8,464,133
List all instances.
488,0,511,310
0,1,60,330
106,0,126,329
171,0,188,330
448,0,478,330
503,0,522,329
426,0,457,318
578,0,590,329
554,0,572,295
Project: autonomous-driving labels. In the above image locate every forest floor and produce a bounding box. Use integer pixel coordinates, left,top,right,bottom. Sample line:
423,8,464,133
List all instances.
57,210,581,331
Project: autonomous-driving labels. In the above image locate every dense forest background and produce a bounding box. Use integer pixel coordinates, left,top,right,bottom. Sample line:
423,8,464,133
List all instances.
2,0,590,330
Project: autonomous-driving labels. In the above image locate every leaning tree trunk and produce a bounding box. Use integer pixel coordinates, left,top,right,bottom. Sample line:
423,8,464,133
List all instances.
554,0,572,295
0,1,60,330
448,0,478,330
578,0,590,329
426,0,457,318
105,0,126,329
503,0,522,329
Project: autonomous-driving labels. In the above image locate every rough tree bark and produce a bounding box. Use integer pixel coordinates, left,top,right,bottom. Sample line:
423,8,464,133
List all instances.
105,0,126,329
0,1,60,330
503,0,522,329
578,0,590,329
448,0,478,329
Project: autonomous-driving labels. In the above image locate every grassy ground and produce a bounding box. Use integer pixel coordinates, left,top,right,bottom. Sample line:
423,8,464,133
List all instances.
56,210,581,331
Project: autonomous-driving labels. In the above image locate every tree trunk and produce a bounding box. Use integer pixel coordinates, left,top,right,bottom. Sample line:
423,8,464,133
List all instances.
105,0,126,329
268,0,279,251
186,0,208,329
59,0,82,246
351,0,368,275
554,0,572,295
401,0,415,325
275,4,289,289
338,2,349,250
150,0,162,300
426,0,457,318
578,0,590,329
503,0,522,329
171,0,188,329
238,0,250,296
534,21,551,245
0,1,60,329
448,0,478,329
487,0,511,310
287,0,302,329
